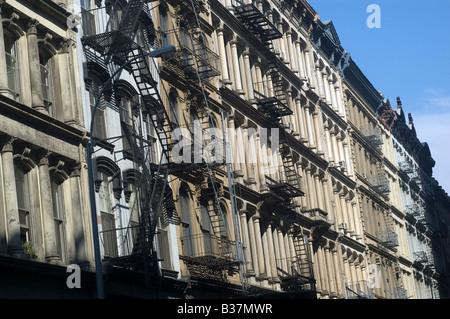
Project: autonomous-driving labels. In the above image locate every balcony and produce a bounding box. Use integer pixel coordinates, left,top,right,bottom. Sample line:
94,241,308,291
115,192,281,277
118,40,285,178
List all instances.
277,256,315,293
376,230,399,249
360,125,383,150
180,233,239,277
163,28,220,81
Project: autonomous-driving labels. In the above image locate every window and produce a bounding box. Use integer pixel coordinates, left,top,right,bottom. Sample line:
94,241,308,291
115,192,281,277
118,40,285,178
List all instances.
4,32,20,100
169,92,179,128
128,183,139,250
89,80,107,140
40,52,54,115
51,179,65,261
200,200,214,255
179,186,194,256
98,171,118,258
145,114,158,164
15,165,31,244
159,6,169,47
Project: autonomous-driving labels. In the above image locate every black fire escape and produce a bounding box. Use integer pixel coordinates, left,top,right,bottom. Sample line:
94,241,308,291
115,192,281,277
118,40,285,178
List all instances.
81,0,177,289
233,2,315,295
160,0,242,283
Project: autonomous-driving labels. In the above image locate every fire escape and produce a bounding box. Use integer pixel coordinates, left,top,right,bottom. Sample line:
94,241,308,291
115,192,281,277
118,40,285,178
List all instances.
233,2,315,294
160,0,243,284
81,0,178,288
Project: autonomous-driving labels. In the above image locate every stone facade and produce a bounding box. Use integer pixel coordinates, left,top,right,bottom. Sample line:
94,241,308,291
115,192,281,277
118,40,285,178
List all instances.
0,0,449,299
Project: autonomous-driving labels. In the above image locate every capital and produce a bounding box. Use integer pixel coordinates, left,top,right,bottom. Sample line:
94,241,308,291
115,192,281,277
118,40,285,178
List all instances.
27,18,39,35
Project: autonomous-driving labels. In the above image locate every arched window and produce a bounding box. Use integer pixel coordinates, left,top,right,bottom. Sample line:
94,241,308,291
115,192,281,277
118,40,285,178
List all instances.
98,170,118,258
39,49,54,115
199,199,213,255
50,178,65,261
4,31,20,100
15,165,31,245
89,75,108,140
219,203,229,239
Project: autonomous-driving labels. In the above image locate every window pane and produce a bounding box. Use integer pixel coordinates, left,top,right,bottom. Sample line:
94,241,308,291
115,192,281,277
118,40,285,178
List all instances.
102,212,118,257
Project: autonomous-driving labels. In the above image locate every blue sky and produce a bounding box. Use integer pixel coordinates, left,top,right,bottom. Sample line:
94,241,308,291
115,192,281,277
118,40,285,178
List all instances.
307,0,450,194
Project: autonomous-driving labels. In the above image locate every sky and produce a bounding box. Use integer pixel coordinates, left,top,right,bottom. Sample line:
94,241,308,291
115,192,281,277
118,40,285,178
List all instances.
307,0,450,194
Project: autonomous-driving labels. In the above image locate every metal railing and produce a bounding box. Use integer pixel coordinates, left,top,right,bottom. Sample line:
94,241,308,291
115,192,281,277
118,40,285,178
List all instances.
180,233,237,261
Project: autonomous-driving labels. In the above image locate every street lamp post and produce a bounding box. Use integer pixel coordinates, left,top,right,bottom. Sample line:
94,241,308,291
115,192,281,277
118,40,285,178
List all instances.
86,45,175,299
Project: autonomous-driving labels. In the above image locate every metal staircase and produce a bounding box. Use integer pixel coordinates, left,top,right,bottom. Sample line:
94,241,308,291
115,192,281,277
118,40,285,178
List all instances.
234,3,302,210
81,0,180,289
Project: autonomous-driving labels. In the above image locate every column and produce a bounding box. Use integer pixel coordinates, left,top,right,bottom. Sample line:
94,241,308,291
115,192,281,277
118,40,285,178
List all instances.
322,178,333,218
236,125,248,180
216,28,232,88
242,48,254,101
333,189,343,229
343,139,353,177
247,213,259,280
322,72,332,105
315,64,324,98
295,98,307,142
305,167,316,209
277,228,287,272
39,152,60,262
352,201,363,241
253,211,266,278
346,198,356,239
304,105,316,148
27,19,45,112
304,49,313,85
266,222,278,283
261,225,271,285
59,39,77,125
333,248,344,297
312,110,324,155
340,193,350,234
329,79,338,111
286,31,297,72
256,128,267,191
227,115,239,176
70,165,89,266
331,129,340,163
336,85,345,117
317,243,329,296
314,173,324,211
325,246,337,297
297,162,308,209
2,138,24,257
295,40,306,79
0,2,13,98
337,135,346,167
230,40,244,96
324,122,334,163
243,125,256,186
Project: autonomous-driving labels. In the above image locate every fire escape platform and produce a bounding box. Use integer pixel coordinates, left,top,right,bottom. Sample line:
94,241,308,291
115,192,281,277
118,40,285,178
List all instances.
233,3,283,41
265,175,304,200
254,90,293,119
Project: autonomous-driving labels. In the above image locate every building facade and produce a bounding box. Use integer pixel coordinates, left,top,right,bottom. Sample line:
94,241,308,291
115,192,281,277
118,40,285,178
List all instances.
0,0,95,298
0,0,449,299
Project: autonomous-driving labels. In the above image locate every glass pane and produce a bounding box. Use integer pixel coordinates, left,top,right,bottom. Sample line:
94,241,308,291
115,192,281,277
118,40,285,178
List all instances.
15,166,28,211
102,212,118,257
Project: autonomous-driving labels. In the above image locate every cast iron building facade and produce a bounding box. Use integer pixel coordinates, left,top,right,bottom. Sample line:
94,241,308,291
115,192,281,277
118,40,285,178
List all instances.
0,0,449,299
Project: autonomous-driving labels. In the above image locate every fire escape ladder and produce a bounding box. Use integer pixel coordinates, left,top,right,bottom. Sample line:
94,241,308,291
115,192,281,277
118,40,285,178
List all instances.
280,230,315,292
233,3,291,125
